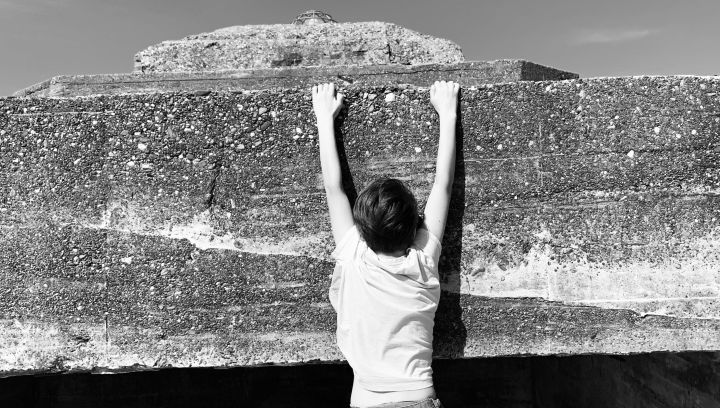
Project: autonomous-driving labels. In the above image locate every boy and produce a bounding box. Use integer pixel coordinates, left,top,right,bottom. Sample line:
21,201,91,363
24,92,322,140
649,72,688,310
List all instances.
312,81,459,408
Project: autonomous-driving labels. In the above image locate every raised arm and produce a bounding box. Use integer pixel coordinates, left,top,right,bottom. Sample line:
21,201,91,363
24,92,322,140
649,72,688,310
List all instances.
423,81,459,241
312,83,354,244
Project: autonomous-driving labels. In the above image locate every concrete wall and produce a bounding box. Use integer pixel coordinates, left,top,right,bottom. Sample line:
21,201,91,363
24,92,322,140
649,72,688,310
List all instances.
2,75,720,374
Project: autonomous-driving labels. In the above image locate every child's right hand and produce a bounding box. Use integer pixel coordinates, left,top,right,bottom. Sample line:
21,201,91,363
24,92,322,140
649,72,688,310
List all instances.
430,80,459,117
312,83,344,122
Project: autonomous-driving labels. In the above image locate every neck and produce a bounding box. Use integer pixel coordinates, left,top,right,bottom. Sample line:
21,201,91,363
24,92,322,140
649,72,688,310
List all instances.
377,249,406,258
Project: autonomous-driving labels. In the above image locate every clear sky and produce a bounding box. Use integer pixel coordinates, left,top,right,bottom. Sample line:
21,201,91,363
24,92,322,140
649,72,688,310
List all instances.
1,0,719,96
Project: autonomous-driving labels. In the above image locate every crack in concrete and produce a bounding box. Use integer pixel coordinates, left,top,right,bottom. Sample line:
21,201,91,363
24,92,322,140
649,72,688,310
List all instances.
204,164,221,209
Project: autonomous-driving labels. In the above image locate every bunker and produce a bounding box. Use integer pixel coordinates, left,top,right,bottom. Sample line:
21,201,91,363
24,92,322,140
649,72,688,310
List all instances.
2,11,720,407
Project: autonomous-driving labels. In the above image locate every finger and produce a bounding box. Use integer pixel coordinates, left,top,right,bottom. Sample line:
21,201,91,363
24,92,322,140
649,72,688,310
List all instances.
336,92,345,103
453,82,460,93
329,83,336,94
312,85,318,95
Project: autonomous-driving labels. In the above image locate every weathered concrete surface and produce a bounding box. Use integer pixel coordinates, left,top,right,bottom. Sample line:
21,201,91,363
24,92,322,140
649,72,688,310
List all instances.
2,76,720,374
134,22,464,74
14,61,578,98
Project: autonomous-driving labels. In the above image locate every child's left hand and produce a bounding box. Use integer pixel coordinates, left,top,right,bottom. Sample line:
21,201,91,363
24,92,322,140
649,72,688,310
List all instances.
312,83,344,122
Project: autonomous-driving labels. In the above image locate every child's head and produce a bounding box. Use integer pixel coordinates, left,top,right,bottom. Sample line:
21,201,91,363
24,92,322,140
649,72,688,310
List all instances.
353,178,420,253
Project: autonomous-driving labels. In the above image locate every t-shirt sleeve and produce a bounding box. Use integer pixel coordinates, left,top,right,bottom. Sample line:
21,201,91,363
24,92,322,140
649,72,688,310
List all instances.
329,225,359,312
413,228,442,267
330,225,360,261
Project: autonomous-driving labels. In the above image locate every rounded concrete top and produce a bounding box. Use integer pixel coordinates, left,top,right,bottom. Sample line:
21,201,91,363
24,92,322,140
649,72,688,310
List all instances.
134,21,464,73
293,10,336,25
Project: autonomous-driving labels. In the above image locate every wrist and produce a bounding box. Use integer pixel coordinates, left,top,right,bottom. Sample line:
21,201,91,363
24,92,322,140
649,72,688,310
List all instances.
439,112,457,122
315,112,335,123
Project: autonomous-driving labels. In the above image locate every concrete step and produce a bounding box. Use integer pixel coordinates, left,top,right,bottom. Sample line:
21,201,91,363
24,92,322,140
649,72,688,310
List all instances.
14,60,577,97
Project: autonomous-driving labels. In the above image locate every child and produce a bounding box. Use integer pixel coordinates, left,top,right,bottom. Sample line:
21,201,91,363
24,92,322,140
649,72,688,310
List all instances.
312,81,459,408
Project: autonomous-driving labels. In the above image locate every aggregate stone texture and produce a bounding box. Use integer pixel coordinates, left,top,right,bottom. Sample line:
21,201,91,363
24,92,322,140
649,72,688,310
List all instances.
15,61,578,98
133,22,464,74
2,76,720,375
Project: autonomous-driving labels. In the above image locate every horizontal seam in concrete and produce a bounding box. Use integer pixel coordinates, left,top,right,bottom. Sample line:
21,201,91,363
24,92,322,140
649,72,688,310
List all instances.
8,112,115,116
568,296,720,304
483,193,720,211
461,295,720,321
68,66,510,84
464,154,563,163
467,146,720,162
249,192,324,200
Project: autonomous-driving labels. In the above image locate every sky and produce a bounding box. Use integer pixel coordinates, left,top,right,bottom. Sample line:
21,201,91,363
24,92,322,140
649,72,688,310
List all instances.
1,0,719,96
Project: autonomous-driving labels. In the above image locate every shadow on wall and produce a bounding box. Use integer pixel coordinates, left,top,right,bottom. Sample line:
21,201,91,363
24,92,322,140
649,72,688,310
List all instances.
433,96,468,358
335,112,359,207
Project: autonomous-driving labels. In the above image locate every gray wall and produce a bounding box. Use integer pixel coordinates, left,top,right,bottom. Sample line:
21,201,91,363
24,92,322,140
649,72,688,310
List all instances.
1,76,720,374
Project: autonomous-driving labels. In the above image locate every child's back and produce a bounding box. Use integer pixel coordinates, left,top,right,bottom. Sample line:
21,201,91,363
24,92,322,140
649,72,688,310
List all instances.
312,82,459,408
330,196,442,403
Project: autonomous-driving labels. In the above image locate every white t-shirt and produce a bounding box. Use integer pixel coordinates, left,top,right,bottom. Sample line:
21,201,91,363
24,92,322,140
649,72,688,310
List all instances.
329,225,442,392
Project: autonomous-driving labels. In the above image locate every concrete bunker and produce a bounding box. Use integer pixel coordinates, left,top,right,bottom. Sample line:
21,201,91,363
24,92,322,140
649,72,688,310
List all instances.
2,11,720,406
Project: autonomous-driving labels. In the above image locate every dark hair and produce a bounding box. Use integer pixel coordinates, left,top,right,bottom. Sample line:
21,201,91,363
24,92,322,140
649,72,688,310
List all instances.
353,178,420,253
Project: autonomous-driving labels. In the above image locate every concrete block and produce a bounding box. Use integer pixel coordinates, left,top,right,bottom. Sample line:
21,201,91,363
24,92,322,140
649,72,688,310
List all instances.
2,76,720,374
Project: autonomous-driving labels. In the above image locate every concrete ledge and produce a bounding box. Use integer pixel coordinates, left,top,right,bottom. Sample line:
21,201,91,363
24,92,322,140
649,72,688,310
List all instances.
13,60,578,97
1,76,720,375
